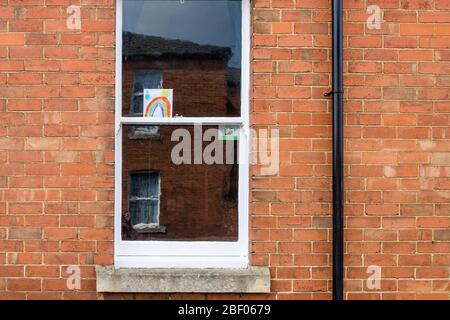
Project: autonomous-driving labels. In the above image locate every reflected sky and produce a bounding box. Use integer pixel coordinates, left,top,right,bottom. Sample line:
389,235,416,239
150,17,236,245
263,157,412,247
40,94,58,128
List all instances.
123,0,242,67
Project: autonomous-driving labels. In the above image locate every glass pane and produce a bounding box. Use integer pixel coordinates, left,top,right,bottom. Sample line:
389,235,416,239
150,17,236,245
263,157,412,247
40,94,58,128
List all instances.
129,171,160,198
129,200,159,226
122,0,242,117
121,125,239,241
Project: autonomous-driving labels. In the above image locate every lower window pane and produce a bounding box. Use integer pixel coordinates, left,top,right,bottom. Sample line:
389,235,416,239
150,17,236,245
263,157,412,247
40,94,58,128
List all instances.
121,125,239,241
129,200,159,226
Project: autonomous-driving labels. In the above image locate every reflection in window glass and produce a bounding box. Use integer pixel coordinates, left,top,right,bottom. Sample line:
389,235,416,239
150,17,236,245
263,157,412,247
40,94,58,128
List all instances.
129,71,162,115
122,0,242,117
129,171,160,229
121,125,239,241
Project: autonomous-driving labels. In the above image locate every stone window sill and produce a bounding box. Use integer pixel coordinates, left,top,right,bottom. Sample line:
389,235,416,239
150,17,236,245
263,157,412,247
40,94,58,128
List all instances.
132,224,166,234
96,266,270,293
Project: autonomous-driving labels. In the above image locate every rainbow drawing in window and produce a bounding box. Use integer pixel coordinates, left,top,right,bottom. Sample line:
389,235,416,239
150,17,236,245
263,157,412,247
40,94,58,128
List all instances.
143,89,173,118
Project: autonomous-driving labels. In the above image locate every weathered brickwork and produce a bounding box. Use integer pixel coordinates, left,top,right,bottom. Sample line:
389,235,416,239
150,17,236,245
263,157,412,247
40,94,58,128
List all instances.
0,0,449,300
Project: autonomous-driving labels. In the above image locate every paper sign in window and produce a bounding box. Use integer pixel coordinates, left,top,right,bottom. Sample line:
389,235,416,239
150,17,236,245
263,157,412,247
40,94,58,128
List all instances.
143,89,173,118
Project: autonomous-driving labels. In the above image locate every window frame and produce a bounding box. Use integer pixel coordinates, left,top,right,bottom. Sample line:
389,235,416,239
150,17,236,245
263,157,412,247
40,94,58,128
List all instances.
114,0,250,268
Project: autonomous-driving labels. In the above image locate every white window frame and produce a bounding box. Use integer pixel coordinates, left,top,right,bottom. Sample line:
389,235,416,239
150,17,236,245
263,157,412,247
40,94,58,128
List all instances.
114,0,250,268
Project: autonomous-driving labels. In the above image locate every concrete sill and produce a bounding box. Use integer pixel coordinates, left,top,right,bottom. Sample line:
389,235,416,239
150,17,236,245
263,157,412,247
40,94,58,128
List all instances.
96,266,270,293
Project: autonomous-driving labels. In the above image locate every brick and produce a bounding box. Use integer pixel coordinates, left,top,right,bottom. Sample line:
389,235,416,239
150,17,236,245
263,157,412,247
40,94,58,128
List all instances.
0,33,25,45
278,35,312,46
9,227,42,240
431,153,450,165
434,230,450,241
7,279,41,291
26,266,60,278
61,241,96,252
272,22,292,34
44,46,79,59
7,100,42,111
43,228,77,240
8,252,42,264
0,266,24,277
0,61,23,71
8,73,42,85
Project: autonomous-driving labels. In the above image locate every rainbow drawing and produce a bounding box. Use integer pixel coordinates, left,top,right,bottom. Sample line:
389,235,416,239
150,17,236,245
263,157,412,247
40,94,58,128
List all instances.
143,89,173,118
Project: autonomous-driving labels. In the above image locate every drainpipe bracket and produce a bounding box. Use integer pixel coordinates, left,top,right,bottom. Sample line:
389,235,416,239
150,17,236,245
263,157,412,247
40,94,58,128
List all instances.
324,90,344,97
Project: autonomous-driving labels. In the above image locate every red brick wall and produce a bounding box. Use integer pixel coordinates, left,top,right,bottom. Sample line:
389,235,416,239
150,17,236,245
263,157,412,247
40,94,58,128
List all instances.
0,0,116,300
0,0,449,300
251,0,450,300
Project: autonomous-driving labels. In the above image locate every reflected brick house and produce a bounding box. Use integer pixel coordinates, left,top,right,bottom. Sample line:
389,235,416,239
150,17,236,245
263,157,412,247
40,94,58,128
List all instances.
120,33,239,241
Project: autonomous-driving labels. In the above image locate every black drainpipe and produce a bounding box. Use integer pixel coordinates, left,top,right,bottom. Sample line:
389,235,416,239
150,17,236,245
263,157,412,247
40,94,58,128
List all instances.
325,0,344,300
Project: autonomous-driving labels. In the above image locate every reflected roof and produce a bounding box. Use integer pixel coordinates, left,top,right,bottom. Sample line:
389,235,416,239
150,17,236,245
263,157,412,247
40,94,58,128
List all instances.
123,31,232,62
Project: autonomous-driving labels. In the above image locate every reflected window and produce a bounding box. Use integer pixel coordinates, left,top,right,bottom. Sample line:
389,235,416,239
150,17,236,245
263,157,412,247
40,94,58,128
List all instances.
128,70,162,138
128,172,165,234
129,70,162,115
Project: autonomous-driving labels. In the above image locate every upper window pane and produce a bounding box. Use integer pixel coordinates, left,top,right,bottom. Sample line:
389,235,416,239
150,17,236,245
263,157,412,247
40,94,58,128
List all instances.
122,0,242,118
